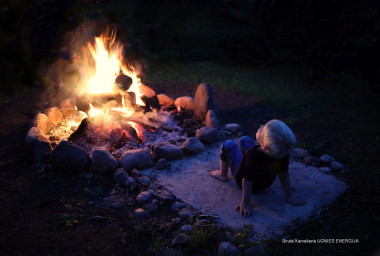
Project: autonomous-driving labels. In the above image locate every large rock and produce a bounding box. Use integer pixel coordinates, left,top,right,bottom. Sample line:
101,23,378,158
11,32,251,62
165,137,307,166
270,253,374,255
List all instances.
152,190,176,205
92,149,117,175
152,142,184,161
180,137,205,155
194,82,214,121
174,96,194,111
30,113,51,134
196,127,218,143
218,242,242,256
34,135,52,163
136,191,152,204
205,109,218,127
43,107,63,125
50,141,90,172
119,148,154,170
157,94,174,107
25,127,46,145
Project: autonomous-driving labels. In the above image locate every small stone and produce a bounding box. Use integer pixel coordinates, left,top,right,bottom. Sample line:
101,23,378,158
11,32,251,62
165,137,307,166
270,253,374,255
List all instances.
50,141,90,173
92,149,117,175
156,158,167,170
148,183,159,191
136,191,152,204
196,127,218,143
128,177,136,191
115,74,133,91
44,107,63,125
138,176,151,186
292,148,309,160
171,201,185,211
152,142,184,161
153,190,176,205
160,248,182,256
178,207,195,219
320,154,335,164
157,93,174,107
120,148,154,171
205,109,218,127
114,168,129,187
133,208,149,220
180,224,193,233
180,137,205,155
302,156,320,166
319,167,332,174
225,123,241,133
171,233,192,247
218,242,242,256
330,161,344,171
30,113,51,134
194,82,214,121
174,96,194,111
130,168,140,179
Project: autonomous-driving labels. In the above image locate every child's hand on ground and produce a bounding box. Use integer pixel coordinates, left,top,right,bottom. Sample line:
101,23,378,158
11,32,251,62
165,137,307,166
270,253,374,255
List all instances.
235,203,253,217
287,195,306,206
210,170,228,182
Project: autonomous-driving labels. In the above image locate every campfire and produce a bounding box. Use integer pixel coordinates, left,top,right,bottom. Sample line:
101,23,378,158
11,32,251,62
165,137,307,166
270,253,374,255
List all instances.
26,28,218,175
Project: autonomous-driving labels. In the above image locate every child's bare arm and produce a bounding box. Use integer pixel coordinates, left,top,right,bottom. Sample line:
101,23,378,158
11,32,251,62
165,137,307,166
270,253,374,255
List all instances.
278,172,305,206
235,178,254,216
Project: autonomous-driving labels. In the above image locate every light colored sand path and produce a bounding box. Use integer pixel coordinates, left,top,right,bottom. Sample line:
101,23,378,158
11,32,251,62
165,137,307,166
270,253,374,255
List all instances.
142,146,347,238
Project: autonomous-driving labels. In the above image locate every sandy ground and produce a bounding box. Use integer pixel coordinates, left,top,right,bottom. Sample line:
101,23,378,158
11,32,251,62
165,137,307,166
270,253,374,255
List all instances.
142,145,347,238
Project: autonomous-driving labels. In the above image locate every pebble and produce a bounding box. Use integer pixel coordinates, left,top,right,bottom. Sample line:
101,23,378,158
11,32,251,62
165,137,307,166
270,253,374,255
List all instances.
114,168,129,187
205,109,218,128
174,96,194,111
133,208,149,220
156,158,167,170
138,176,151,186
330,161,344,171
144,199,159,212
320,154,335,164
171,233,192,247
225,123,241,133
180,137,205,155
178,207,195,219
130,168,140,179
128,177,136,191
180,224,193,233
111,201,124,209
136,191,152,204
171,201,185,211
195,126,218,143
153,190,176,205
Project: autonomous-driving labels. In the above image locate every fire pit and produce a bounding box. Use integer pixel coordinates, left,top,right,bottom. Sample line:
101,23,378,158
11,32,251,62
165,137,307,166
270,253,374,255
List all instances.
26,29,218,176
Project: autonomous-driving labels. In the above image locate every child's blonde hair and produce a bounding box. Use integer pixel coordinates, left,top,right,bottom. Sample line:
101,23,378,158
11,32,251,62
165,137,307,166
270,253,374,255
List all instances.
261,119,296,159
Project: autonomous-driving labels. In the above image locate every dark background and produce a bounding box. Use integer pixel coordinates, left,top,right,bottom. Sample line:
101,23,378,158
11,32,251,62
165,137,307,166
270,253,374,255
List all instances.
0,0,379,94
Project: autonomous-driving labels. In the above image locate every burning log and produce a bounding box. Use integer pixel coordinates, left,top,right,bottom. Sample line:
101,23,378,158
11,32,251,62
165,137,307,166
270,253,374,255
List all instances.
141,95,161,111
118,120,142,144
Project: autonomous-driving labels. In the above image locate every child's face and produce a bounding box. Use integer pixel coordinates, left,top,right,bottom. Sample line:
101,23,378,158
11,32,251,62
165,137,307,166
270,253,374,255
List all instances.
256,125,264,145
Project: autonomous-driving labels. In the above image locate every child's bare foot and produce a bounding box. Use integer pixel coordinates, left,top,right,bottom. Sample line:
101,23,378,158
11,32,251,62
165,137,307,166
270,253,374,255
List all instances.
210,170,228,182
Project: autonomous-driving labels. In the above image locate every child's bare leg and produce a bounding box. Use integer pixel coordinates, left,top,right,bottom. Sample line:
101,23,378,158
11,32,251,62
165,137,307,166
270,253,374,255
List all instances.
210,160,229,182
